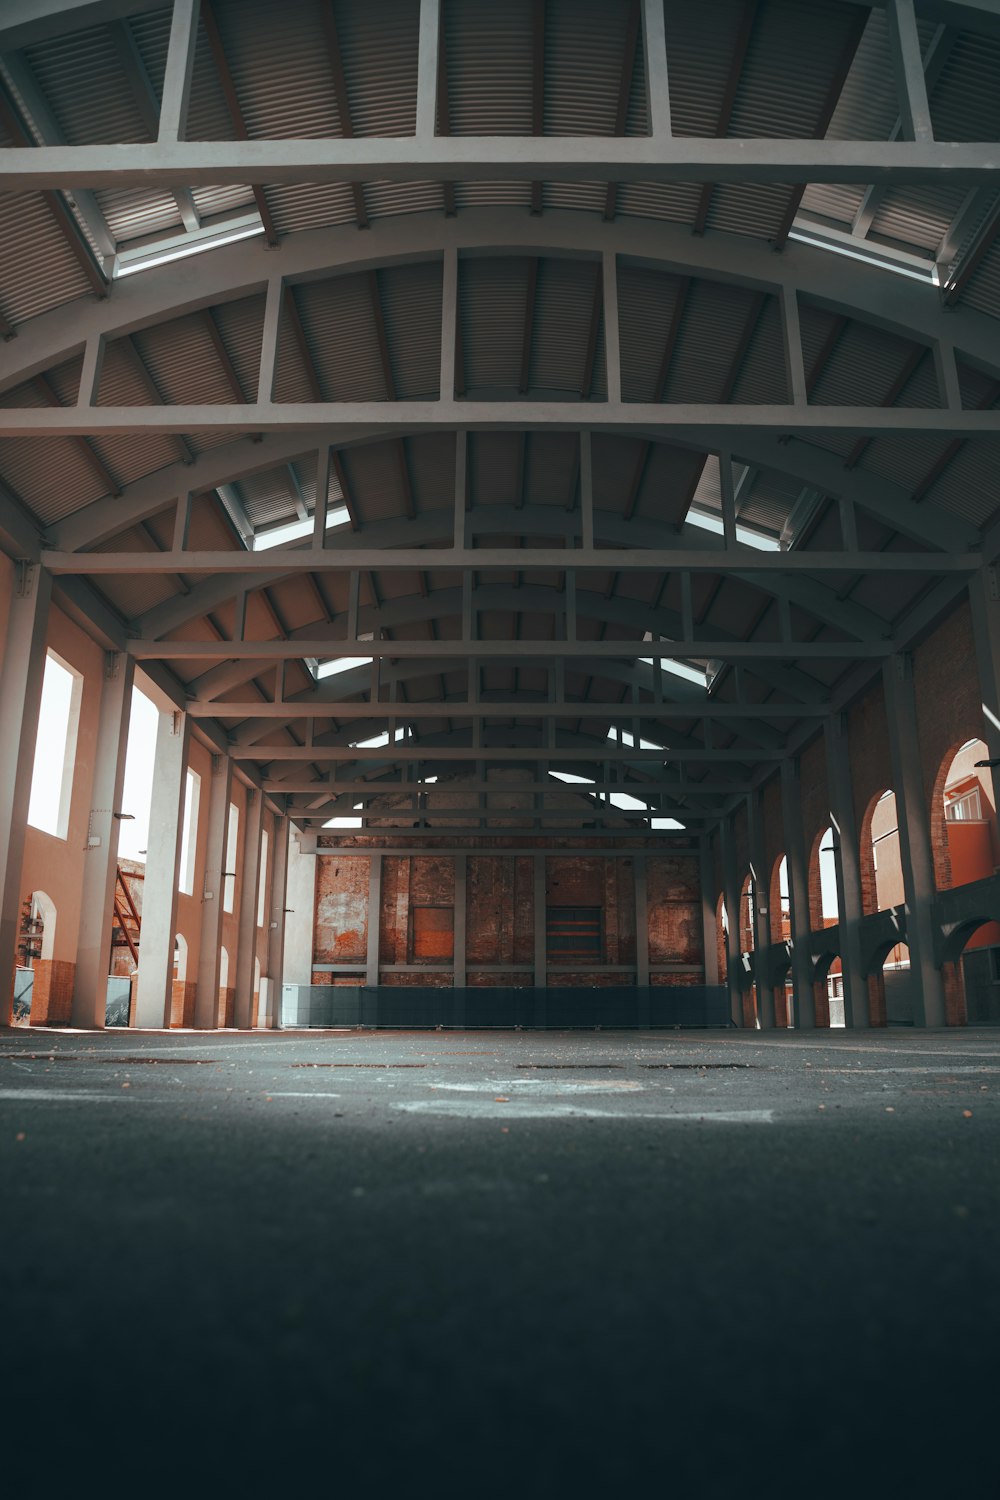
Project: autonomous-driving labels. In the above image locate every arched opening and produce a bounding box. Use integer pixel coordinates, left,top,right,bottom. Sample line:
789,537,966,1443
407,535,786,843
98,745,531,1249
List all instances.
13,890,58,1025
716,893,729,986
806,829,840,1026
769,855,793,1027
173,934,188,983
932,738,997,891
882,940,913,1027
861,791,902,916
738,873,758,1028
941,918,1000,1027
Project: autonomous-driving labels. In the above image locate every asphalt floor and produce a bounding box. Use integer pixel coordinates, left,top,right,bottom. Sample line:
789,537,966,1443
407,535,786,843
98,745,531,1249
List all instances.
3,1024,999,1497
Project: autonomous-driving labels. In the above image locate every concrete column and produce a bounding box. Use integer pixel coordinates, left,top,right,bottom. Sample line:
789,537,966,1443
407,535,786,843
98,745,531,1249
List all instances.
720,818,744,1027
824,712,870,1029
134,709,190,1029
266,815,289,1027
780,755,816,1030
0,564,52,1026
365,851,381,988
232,789,264,1030
72,651,135,1029
746,791,775,1028
194,754,232,1029
699,837,719,986
282,828,317,987
883,654,946,1027
454,853,467,987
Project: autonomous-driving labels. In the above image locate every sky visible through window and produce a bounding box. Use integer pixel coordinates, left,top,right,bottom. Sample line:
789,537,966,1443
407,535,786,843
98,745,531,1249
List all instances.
27,653,77,837
118,688,160,861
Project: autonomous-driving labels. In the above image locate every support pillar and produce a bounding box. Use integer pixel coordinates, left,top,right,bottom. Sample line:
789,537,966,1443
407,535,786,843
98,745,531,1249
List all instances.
699,837,719,987
883,654,946,1027
194,754,232,1029
232,789,264,1029
824,713,870,1029
283,827,317,987
0,564,52,1026
720,819,744,1027
134,708,190,1028
72,651,135,1029
747,791,775,1028
266,815,289,1028
780,756,816,1030
365,851,381,988
454,853,467,988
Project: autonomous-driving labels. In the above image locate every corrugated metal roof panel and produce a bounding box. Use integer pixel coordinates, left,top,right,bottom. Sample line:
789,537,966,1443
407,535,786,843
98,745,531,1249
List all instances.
23,23,149,145
544,0,643,137
728,0,864,140
809,322,933,407
617,263,686,403
403,432,455,517
377,261,443,400
339,440,407,526
661,0,746,138
869,183,966,255
523,431,577,510
614,182,701,225
799,183,865,229
0,189,94,327
929,30,1000,142
663,280,762,403
185,12,237,141
459,257,532,392
211,0,343,139
264,183,358,235
89,431,178,488
921,437,1000,528
210,295,265,402
336,0,419,137
96,339,159,406
729,297,788,405
706,183,798,241
632,445,708,530
823,6,896,142
361,183,444,220
131,314,238,405
530,256,602,396
190,184,257,221
856,432,956,498
469,432,521,509
291,273,387,402
443,0,533,135
91,569,180,621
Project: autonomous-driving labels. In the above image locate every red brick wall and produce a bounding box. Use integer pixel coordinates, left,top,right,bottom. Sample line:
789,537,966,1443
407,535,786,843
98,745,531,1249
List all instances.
647,856,702,973
29,960,75,1024
315,855,368,963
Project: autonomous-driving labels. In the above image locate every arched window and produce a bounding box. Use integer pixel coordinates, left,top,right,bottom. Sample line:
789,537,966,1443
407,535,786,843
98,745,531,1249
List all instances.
863,791,902,915
173,933,188,984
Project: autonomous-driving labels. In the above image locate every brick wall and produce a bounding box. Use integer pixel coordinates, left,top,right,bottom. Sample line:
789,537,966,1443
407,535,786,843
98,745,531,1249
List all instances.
28,960,75,1024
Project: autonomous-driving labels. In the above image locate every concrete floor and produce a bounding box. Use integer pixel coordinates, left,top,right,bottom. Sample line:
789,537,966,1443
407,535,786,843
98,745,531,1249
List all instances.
3,1025,998,1496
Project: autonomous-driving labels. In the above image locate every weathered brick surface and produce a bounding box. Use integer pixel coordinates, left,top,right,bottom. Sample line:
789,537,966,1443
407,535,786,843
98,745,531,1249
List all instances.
315,855,368,964
647,856,702,968
29,960,75,1024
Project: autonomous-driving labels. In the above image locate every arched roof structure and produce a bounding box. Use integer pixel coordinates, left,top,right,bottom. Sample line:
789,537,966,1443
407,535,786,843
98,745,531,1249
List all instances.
1,0,999,839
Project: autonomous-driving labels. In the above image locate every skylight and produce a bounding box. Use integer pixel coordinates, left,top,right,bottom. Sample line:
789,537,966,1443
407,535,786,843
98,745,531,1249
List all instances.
639,656,707,688
652,817,685,831
686,509,782,551
549,771,595,785
787,221,939,286
323,816,363,829
113,214,266,279
315,656,370,680
608,727,668,752
350,726,411,750
252,504,352,551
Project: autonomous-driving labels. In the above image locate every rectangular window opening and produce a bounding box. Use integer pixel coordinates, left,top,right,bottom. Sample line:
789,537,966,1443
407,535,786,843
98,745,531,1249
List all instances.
257,828,269,927
546,906,602,961
27,651,83,840
224,803,239,913
178,769,201,895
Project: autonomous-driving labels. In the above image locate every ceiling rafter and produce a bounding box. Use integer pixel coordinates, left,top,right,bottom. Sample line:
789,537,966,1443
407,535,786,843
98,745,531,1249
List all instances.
603,0,641,223
529,0,545,217
32,372,120,496
693,0,758,237
199,0,279,247
317,0,369,231
0,73,107,298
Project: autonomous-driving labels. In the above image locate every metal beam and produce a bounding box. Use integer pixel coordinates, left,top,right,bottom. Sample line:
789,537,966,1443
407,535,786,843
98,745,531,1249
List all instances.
131,638,889,661
0,139,997,191
193,699,829,720
8,401,1000,438
234,746,779,762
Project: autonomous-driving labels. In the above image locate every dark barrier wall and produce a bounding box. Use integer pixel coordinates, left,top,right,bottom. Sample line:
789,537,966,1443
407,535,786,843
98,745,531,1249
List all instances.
281,984,731,1029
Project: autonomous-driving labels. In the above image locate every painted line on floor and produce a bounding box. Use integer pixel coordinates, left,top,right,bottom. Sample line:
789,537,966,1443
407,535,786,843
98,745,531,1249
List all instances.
395,1100,774,1122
